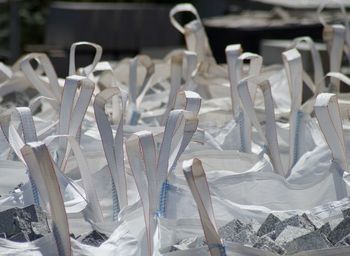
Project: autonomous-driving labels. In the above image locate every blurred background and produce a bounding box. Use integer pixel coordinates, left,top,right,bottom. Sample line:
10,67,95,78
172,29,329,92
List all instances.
2,0,350,76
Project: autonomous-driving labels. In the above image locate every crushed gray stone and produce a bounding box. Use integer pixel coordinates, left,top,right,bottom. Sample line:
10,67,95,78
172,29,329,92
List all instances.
8,231,29,242
0,204,50,242
302,213,325,230
257,214,282,237
328,217,350,245
317,223,332,237
253,235,285,255
275,226,310,246
264,230,277,240
81,230,108,247
169,213,350,254
218,219,247,237
275,215,315,237
335,233,350,247
329,218,344,230
218,219,258,246
342,208,350,219
284,231,332,255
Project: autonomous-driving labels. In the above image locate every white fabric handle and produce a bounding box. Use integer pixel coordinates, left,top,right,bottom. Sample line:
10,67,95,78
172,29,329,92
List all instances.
318,72,350,119
184,20,213,65
44,135,103,223
226,44,243,118
162,52,199,124
57,75,94,169
21,142,71,256
324,25,346,93
133,55,155,109
183,51,198,90
6,112,91,215
126,109,198,256
169,3,201,34
183,158,225,256
126,55,155,125
325,71,350,91
237,52,263,100
156,110,198,193
126,131,157,256
58,75,94,137
20,53,62,103
282,48,303,169
315,93,348,171
161,51,184,125
12,107,38,143
289,36,326,93
69,41,103,76
6,107,38,162
174,90,202,115
169,4,213,64
6,107,43,206
94,87,128,212
238,78,284,175
236,52,263,153
318,1,350,63
259,80,285,175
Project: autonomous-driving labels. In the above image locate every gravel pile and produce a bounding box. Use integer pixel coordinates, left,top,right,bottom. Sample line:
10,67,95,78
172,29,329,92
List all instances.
220,210,350,255
81,230,108,247
0,204,50,242
170,210,350,254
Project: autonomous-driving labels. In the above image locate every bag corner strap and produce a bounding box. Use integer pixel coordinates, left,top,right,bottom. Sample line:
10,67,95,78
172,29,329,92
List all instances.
183,158,226,256
282,48,304,169
314,93,348,171
238,76,285,176
93,87,128,216
21,141,72,256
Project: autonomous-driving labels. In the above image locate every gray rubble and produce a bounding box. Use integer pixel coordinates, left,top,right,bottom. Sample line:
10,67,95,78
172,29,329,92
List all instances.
284,231,332,254
168,213,350,255
328,217,350,245
81,230,108,247
329,217,344,230
218,219,258,246
335,233,350,247
257,214,281,237
301,213,325,230
275,226,310,246
0,204,50,242
274,215,315,237
318,223,332,237
253,235,285,255
342,208,350,218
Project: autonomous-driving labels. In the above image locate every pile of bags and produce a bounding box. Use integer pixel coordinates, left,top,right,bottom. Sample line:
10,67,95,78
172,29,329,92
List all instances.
1,2,350,255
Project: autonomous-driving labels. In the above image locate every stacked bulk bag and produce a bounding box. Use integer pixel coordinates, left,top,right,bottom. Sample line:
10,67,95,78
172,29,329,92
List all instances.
1,2,350,256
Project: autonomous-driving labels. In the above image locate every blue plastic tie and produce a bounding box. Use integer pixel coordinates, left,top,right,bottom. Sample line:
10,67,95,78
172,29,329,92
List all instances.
130,110,141,125
237,111,246,152
157,180,170,218
111,180,120,221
